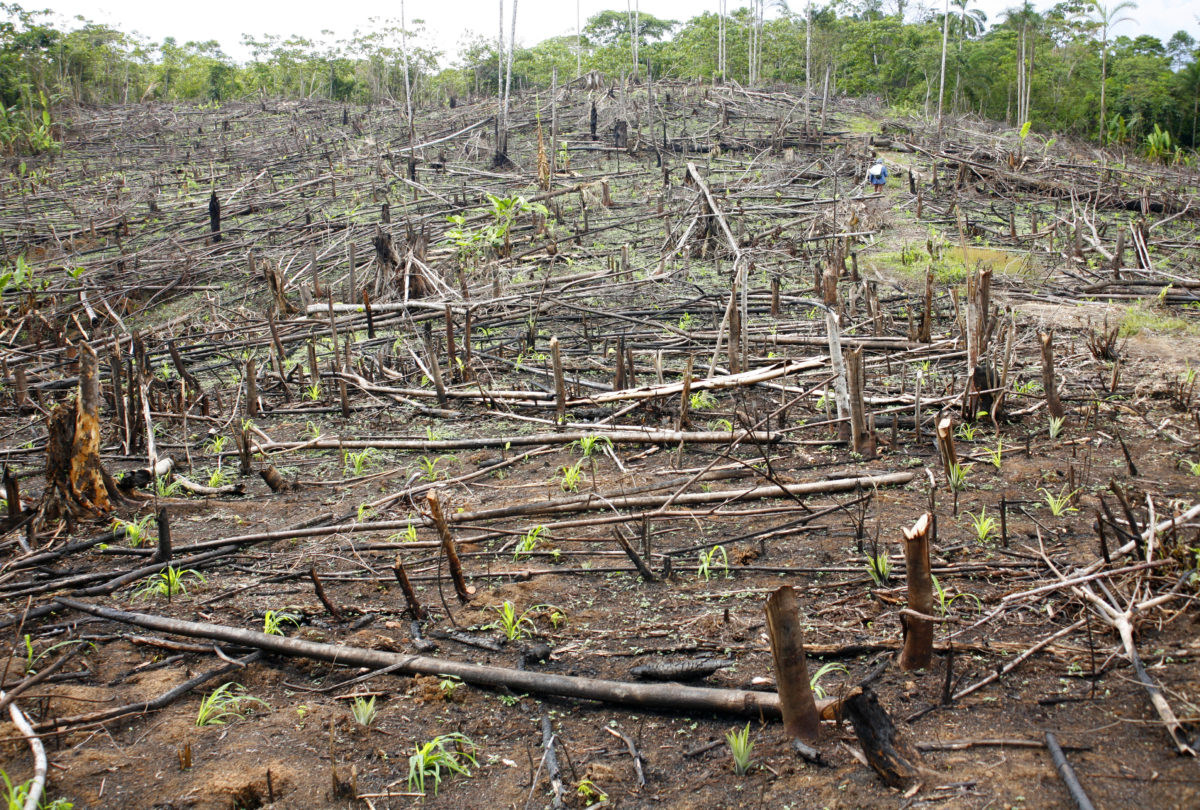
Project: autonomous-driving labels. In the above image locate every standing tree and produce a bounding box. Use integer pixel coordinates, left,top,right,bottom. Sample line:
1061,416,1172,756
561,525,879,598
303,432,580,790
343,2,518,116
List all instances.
950,0,987,111
1082,1,1137,145
937,0,950,134
1003,1,1041,127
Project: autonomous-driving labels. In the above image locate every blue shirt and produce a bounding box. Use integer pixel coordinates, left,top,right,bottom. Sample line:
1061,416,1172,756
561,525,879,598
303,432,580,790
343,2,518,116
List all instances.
868,163,888,184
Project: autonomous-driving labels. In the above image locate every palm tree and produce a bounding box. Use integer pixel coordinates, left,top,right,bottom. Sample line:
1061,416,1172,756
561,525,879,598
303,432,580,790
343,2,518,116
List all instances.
950,0,986,111
937,0,950,135
1083,1,1137,145
1002,2,1041,127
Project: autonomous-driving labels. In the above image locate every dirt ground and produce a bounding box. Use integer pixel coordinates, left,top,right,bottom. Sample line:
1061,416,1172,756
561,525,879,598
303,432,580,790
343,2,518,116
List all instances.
1,85,1198,810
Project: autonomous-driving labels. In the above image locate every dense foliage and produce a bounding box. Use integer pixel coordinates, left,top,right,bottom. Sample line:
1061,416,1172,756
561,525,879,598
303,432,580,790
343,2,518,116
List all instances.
1,1,1197,157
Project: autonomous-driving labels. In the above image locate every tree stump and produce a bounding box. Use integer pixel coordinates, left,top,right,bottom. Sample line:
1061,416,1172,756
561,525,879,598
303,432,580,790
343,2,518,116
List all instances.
37,343,119,529
843,687,923,787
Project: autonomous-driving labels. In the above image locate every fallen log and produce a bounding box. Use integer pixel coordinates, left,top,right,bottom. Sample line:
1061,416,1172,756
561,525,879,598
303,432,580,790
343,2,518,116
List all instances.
253,427,784,454
54,598,840,720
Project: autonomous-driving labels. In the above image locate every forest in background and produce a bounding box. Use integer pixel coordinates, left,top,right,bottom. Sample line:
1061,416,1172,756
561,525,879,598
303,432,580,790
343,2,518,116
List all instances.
0,0,1198,157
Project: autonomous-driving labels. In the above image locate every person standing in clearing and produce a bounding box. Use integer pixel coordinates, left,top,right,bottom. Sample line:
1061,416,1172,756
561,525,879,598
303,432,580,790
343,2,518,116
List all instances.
867,158,888,194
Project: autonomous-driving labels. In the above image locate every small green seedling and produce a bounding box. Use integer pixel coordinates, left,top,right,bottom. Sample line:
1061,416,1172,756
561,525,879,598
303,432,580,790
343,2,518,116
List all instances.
690,391,717,411
984,440,1004,470
866,552,891,586
1048,415,1066,440
350,695,378,726
932,574,983,615
947,462,970,492
697,544,729,581
195,682,268,727
438,675,462,697
114,514,155,547
343,447,377,477
809,661,849,699
725,722,754,775
558,460,584,492
154,475,182,498
513,525,545,560
486,601,544,642
263,610,299,636
132,566,204,600
407,733,478,796
576,778,607,802
1039,486,1079,516
965,507,998,543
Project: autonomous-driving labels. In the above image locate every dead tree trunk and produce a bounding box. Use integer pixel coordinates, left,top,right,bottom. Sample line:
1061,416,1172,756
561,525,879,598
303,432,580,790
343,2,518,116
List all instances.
1040,331,1065,420
765,586,820,743
37,343,119,529
898,513,934,671
843,687,923,787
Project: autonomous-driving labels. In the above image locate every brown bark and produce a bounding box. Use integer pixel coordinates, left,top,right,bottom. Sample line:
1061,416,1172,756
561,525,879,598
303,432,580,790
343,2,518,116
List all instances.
427,491,473,602
765,586,820,743
898,513,934,671
1040,331,1065,420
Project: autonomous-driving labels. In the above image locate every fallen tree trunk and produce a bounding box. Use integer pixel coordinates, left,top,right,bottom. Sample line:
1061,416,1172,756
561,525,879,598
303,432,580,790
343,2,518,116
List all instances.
254,428,784,454
54,598,839,720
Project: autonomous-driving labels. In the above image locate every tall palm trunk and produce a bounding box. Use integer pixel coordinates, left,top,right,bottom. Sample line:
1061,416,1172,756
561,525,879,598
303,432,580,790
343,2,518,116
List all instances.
937,0,949,134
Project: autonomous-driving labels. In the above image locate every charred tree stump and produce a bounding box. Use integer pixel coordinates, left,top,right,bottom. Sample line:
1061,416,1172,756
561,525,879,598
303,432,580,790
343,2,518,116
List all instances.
154,506,172,564
37,343,119,529
898,513,934,671
765,586,821,744
843,687,923,787
208,192,221,243
845,347,876,458
392,555,426,620
1040,331,1065,420
427,491,473,603
613,120,629,149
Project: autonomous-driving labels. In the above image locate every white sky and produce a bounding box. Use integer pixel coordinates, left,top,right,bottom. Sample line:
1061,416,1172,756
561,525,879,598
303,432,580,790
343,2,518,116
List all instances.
40,0,1200,64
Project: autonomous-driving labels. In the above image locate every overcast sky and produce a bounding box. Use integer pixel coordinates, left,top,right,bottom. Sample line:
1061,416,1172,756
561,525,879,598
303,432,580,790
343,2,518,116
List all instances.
39,0,1200,63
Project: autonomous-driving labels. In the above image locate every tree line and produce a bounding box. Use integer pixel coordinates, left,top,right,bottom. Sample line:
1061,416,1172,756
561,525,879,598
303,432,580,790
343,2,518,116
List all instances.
1,1,1197,158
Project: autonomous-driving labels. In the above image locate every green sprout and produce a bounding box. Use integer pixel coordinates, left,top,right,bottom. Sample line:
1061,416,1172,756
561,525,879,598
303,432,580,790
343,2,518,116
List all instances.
947,462,971,492
866,552,891,587
262,610,299,636
114,514,155,548
725,722,755,775
697,545,729,581
1039,486,1079,517
984,440,1003,470
965,507,998,543
808,661,849,699
343,447,377,477
195,682,268,726
486,601,544,642
132,566,204,600
407,733,478,796
558,460,584,493
1048,415,1066,440
350,695,378,727
513,525,545,560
